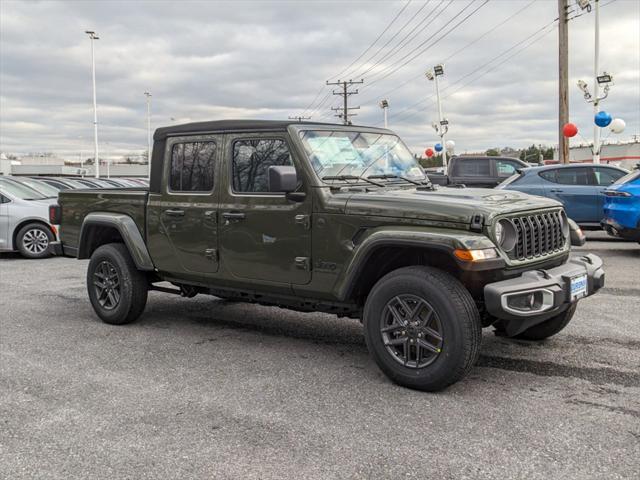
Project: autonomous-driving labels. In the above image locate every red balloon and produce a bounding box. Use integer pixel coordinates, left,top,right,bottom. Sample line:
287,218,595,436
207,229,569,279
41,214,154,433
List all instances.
425,148,434,157
563,122,578,138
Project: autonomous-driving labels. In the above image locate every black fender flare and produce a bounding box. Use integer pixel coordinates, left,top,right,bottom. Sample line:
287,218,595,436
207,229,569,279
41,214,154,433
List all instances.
78,212,154,271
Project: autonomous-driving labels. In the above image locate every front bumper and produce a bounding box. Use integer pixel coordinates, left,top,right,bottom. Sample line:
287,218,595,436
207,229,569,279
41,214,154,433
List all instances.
484,254,604,335
601,218,640,241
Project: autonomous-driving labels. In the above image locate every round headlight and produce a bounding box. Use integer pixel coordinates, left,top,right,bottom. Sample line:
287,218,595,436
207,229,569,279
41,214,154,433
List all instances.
496,219,517,252
495,221,504,245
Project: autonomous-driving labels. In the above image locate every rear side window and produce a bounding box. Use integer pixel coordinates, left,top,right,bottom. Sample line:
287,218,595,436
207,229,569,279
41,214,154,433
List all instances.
454,159,490,177
540,168,594,185
169,141,216,192
232,138,292,193
496,159,521,177
593,167,626,186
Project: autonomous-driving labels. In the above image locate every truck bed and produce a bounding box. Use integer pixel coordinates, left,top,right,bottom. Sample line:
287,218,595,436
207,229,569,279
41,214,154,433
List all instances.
58,188,148,253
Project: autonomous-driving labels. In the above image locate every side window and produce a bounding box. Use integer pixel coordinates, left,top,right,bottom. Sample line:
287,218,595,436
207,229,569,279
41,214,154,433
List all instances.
0,194,9,203
594,167,625,186
555,167,594,186
232,138,293,193
496,160,520,177
539,169,557,183
169,141,216,192
455,159,490,177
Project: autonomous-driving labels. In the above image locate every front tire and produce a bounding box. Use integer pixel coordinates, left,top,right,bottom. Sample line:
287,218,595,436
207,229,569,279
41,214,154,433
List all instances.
513,303,577,340
87,243,148,325
363,266,481,392
16,223,53,259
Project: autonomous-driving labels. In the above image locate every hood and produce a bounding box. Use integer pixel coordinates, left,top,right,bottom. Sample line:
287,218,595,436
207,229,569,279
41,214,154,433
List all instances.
344,187,561,225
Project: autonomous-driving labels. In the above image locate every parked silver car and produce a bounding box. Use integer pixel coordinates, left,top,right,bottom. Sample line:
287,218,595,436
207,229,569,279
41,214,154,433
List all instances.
0,178,58,258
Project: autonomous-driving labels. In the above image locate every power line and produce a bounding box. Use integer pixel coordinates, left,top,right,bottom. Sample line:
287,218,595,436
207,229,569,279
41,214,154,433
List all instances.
358,0,536,106
346,0,437,79
388,20,558,125
364,0,490,88
327,0,412,82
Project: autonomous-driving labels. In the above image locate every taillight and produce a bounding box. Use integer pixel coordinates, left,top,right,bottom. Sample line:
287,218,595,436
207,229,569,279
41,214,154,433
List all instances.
603,190,631,197
49,204,61,224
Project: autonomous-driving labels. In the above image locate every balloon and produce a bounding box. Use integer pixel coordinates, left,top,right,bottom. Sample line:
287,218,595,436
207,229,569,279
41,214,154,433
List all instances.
610,118,626,134
445,140,455,151
562,122,578,138
434,143,443,152
594,111,612,127
425,148,434,158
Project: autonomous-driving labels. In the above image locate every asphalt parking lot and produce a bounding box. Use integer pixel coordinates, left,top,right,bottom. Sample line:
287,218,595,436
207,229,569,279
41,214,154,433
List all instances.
1,233,639,479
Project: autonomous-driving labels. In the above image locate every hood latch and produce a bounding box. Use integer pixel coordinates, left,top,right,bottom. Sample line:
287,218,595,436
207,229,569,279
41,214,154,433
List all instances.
470,214,484,233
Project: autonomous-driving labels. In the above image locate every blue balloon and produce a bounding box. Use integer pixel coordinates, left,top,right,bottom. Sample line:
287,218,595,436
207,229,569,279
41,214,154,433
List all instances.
595,111,612,127
434,143,443,152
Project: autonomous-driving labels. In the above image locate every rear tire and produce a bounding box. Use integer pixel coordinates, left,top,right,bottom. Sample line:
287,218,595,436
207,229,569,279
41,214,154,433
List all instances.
87,243,148,325
363,266,481,392
514,303,577,340
16,223,53,259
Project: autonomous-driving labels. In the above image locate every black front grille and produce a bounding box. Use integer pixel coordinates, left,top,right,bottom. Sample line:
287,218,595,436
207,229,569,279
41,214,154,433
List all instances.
509,211,565,261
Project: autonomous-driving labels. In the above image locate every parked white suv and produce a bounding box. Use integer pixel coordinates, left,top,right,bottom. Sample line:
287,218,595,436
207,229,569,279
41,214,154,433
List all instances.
0,178,59,258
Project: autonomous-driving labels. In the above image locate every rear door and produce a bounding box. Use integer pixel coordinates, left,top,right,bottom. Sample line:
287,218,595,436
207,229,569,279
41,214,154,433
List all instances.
146,134,221,279
539,167,598,222
218,133,312,285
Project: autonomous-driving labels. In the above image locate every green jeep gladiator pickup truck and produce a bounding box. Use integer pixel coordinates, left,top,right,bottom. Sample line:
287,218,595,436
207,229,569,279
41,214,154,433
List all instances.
50,120,605,391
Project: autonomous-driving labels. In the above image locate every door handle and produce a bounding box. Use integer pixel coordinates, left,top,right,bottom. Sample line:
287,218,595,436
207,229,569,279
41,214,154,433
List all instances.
222,212,246,221
549,189,564,193
164,209,185,217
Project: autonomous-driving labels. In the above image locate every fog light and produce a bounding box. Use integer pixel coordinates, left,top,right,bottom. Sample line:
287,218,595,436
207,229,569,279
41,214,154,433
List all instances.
501,289,554,316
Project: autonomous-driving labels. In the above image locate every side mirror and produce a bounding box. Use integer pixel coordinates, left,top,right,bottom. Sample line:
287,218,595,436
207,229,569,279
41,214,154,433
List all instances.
268,166,297,193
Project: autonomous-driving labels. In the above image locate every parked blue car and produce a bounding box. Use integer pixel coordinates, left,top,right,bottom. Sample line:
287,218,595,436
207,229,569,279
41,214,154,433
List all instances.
497,164,627,228
601,169,640,242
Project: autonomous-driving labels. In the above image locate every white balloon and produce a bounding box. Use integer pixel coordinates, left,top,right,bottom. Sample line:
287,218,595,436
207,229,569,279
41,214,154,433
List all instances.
610,118,626,134
445,140,456,151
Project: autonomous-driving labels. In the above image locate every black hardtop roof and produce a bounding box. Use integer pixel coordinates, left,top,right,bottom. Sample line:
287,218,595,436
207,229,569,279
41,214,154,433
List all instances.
153,119,355,140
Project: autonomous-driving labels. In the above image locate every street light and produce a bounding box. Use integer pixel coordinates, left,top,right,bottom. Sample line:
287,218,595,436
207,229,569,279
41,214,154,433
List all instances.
426,64,449,174
576,0,614,164
85,30,100,177
379,99,389,128
144,91,152,179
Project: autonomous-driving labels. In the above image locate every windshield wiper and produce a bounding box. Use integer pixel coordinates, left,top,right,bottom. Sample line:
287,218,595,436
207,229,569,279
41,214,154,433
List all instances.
322,175,385,187
367,174,428,186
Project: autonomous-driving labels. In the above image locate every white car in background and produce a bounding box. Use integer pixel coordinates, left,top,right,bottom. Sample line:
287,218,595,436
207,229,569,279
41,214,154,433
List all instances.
0,178,59,259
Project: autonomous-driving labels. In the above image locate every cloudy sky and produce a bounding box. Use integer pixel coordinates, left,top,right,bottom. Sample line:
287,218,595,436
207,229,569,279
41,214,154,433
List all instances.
1,0,638,158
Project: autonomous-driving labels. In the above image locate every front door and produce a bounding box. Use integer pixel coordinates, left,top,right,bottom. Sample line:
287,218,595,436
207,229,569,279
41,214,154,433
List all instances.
219,133,312,285
147,135,221,278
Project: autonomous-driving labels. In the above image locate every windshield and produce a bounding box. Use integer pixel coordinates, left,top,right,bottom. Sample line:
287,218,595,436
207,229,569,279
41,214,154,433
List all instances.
299,130,427,184
612,169,640,186
0,179,49,200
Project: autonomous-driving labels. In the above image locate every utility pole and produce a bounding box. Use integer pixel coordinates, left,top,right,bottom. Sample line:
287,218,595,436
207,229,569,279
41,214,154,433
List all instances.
326,79,363,125
379,99,389,128
85,30,100,178
558,0,570,164
426,65,449,174
288,115,311,122
144,91,152,179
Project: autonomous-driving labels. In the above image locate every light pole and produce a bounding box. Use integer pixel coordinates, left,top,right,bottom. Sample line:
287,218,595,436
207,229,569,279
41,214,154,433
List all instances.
426,65,449,174
576,0,613,164
85,30,100,177
379,99,389,128
144,91,152,179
